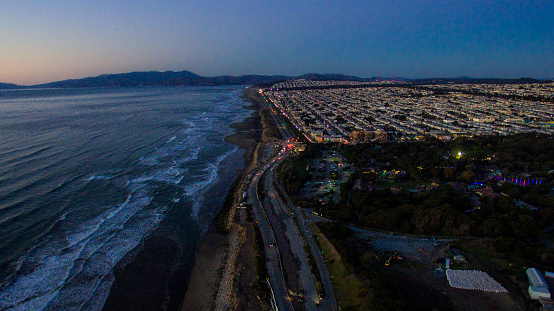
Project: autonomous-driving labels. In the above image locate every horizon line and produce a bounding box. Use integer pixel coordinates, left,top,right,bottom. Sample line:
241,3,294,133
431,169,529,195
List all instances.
2,70,553,87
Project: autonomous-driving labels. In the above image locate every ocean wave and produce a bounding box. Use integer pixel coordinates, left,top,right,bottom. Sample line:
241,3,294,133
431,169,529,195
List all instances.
0,177,76,228
130,165,187,186
84,174,114,182
0,144,53,167
0,86,251,311
0,186,157,311
183,163,219,197
139,132,203,167
185,146,239,219
165,135,176,144
47,204,162,311
0,150,70,194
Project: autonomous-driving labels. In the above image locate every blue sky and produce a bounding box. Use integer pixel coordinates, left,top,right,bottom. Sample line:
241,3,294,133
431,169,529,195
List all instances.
1,0,553,85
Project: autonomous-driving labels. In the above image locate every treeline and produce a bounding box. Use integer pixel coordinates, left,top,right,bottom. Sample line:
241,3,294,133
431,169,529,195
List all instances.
277,134,554,238
322,184,551,238
276,144,325,196
341,133,554,182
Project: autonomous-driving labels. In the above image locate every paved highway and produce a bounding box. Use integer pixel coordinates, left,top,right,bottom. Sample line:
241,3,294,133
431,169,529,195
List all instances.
274,178,337,311
264,158,319,310
265,92,337,310
248,162,294,311
245,91,337,310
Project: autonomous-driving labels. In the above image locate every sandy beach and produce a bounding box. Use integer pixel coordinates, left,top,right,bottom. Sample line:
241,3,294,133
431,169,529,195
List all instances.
181,86,276,311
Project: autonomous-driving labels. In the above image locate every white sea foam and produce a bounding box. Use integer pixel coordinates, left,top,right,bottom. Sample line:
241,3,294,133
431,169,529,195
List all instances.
131,165,187,186
179,147,200,162
184,164,219,197
0,86,251,311
185,147,239,218
139,132,202,168
50,205,162,310
84,175,113,182
166,136,176,144
0,187,156,311
138,155,160,166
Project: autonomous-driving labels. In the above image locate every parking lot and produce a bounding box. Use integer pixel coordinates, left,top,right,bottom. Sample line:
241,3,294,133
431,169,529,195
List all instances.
300,150,352,203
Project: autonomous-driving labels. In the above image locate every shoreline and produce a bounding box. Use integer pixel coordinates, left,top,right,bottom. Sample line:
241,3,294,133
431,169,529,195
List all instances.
181,86,270,311
101,86,266,311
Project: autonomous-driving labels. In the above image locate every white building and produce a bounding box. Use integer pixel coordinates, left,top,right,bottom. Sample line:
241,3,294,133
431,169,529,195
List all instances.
527,268,551,300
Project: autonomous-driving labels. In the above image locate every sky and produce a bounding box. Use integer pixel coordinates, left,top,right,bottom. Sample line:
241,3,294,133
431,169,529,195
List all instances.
1,0,553,85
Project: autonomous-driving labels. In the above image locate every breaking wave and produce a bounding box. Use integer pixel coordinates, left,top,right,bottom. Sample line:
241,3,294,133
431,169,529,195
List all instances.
0,86,251,310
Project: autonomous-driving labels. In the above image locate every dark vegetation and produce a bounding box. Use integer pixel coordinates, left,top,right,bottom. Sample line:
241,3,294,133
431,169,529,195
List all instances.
280,133,554,271
34,71,290,88
277,144,325,196
326,182,552,240
342,134,554,181
213,176,242,233
318,222,417,310
258,108,282,140
0,82,21,89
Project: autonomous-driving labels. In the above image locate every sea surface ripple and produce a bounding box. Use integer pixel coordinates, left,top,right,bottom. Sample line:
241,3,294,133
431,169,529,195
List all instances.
0,86,250,310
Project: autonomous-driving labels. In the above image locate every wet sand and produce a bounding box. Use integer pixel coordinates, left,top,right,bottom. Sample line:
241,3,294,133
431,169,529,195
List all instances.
180,229,229,311
101,87,266,311
102,233,188,311
181,87,266,311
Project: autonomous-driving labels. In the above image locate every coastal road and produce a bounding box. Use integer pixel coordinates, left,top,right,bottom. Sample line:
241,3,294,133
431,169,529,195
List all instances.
272,164,338,311
262,90,337,310
267,104,294,141
248,153,294,311
264,157,320,310
247,91,337,310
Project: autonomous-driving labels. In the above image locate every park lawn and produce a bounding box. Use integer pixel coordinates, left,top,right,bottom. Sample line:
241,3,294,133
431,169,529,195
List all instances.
309,223,373,310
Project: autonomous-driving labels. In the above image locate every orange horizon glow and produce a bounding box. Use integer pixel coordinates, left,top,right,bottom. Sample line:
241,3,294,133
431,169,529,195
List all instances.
2,1,553,86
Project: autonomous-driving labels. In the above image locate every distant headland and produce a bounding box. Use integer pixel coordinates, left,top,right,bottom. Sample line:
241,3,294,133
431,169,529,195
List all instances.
0,70,550,89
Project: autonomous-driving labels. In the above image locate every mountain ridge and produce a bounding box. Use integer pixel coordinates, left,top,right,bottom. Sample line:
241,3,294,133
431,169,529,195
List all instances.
0,82,23,89
0,71,550,89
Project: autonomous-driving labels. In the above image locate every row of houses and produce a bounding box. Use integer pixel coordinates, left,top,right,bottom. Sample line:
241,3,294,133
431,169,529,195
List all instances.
262,81,554,143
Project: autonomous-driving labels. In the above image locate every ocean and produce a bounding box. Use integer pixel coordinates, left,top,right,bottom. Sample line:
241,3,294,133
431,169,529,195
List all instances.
0,86,251,310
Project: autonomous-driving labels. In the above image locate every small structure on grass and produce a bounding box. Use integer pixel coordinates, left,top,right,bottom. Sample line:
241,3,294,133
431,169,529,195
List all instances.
446,248,466,263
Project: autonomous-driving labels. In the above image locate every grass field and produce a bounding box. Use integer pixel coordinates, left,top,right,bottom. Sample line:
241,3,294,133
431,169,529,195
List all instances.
309,223,374,310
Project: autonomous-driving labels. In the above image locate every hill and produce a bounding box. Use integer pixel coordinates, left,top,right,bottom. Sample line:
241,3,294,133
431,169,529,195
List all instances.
32,71,399,88
2,72,551,89
0,82,24,89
